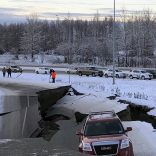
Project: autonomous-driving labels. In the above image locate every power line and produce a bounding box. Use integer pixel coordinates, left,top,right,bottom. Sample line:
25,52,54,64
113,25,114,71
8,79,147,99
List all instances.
116,2,156,6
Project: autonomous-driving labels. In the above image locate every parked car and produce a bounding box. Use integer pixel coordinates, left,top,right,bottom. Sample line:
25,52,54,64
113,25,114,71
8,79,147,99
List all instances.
35,67,50,74
146,69,156,79
104,69,127,78
128,70,153,80
76,111,134,156
66,67,78,74
10,66,22,73
77,67,104,77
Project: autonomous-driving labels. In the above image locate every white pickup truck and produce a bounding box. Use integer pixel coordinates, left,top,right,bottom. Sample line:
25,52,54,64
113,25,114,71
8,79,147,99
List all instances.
35,67,50,74
128,70,153,80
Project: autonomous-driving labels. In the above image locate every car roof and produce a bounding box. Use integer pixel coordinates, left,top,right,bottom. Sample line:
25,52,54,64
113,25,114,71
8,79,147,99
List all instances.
132,69,144,71
38,67,49,69
11,65,18,67
87,111,118,121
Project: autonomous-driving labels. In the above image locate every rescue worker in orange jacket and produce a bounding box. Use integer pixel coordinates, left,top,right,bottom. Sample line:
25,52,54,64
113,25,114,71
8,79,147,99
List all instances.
51,70,56,83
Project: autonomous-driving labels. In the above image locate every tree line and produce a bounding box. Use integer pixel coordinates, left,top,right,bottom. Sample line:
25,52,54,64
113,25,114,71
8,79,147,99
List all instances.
0,11,156,67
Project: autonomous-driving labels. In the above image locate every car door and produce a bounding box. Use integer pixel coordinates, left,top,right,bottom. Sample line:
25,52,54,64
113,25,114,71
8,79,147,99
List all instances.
108,69,113,76
11,66,15,72
42,68,47,74
89,67,94,75
133,70,139,78
40,68,44,74
45,68,49,74
85,67,90,75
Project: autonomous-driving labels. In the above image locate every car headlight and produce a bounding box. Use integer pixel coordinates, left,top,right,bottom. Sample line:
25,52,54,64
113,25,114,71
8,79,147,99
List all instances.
82,142,92,151
120,139,129,149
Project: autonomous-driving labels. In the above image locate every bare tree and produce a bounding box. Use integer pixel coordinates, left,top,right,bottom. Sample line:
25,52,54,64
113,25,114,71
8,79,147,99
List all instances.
20,14,42,61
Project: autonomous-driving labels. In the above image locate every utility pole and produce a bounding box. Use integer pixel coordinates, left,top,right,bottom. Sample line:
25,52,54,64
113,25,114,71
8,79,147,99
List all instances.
113,0,116,85
68,16,71,84
56,14,71,84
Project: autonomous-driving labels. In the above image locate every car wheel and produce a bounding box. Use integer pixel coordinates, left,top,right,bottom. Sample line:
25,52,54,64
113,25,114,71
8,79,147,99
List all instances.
79,72,82,76
105,74,108,78
67,71,70,74
129,75,133,79
36,71,39,74
141,76,145,80
99,74,103,77
116,74,119,78
92,73,96,77
45,71,47,74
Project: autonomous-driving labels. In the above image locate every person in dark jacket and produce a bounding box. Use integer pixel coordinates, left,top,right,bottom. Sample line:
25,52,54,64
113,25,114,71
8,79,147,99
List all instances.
51,70,56,83
49,69,53,83
49,69,53,75
7,67,12,78
2,67,6,77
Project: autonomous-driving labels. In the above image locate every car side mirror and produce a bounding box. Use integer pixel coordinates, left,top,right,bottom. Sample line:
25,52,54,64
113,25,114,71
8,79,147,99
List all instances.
125,127,132,132
76,130,83,136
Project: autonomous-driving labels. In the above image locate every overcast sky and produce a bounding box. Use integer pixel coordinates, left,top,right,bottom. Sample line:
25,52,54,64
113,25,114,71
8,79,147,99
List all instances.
0,0,156,24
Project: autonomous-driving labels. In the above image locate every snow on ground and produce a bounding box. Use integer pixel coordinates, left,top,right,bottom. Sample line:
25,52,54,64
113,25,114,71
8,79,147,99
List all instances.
0,72,156,116
0,71,156,154
0,139,12,144
0,73,70,92
55,93,128,114
123,121,156,156
68,76,156,117
148,109,156,116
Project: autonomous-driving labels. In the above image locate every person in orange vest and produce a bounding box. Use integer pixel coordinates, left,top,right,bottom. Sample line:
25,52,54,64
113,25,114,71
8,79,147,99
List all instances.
51,70,56,83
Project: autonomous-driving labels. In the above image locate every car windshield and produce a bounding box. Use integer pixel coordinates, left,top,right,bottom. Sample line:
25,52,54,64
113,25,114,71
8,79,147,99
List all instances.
84,120,124,136
11,66,18,68
133,70,140,73
89,67,98,70
141,71,147,73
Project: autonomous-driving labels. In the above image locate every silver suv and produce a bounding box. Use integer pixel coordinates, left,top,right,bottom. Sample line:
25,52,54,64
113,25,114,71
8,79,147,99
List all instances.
104,69,127,78
129,70,153,80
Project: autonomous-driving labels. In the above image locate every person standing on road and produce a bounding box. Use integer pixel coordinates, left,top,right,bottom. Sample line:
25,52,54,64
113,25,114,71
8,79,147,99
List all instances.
49,68,53,83
7,67,12,78
2,67,6,77
51,70,56,83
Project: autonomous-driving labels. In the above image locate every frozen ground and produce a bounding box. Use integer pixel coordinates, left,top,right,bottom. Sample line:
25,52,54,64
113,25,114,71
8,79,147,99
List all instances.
0,72,156,155
124,121,156,156
0,72,155,116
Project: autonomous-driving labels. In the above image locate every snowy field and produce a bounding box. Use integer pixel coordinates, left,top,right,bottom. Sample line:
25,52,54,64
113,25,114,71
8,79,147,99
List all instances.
0,72,156,155
1,72,155,115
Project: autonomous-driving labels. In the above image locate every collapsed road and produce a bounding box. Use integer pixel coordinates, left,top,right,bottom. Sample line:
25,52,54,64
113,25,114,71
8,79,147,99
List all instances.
0,81,86,156
0,79,156,156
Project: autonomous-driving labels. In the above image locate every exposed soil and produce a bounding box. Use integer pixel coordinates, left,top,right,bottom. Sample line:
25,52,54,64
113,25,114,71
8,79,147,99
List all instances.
118,99,156,129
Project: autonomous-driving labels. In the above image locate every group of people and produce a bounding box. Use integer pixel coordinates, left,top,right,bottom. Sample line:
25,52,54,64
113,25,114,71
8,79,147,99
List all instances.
2,67,56,82
2,67,12,78
50,69,56,83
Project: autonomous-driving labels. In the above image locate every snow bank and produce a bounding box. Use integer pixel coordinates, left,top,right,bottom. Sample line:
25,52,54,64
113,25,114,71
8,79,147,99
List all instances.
0,72,155,116
56,94,128,114
123,121,156,155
